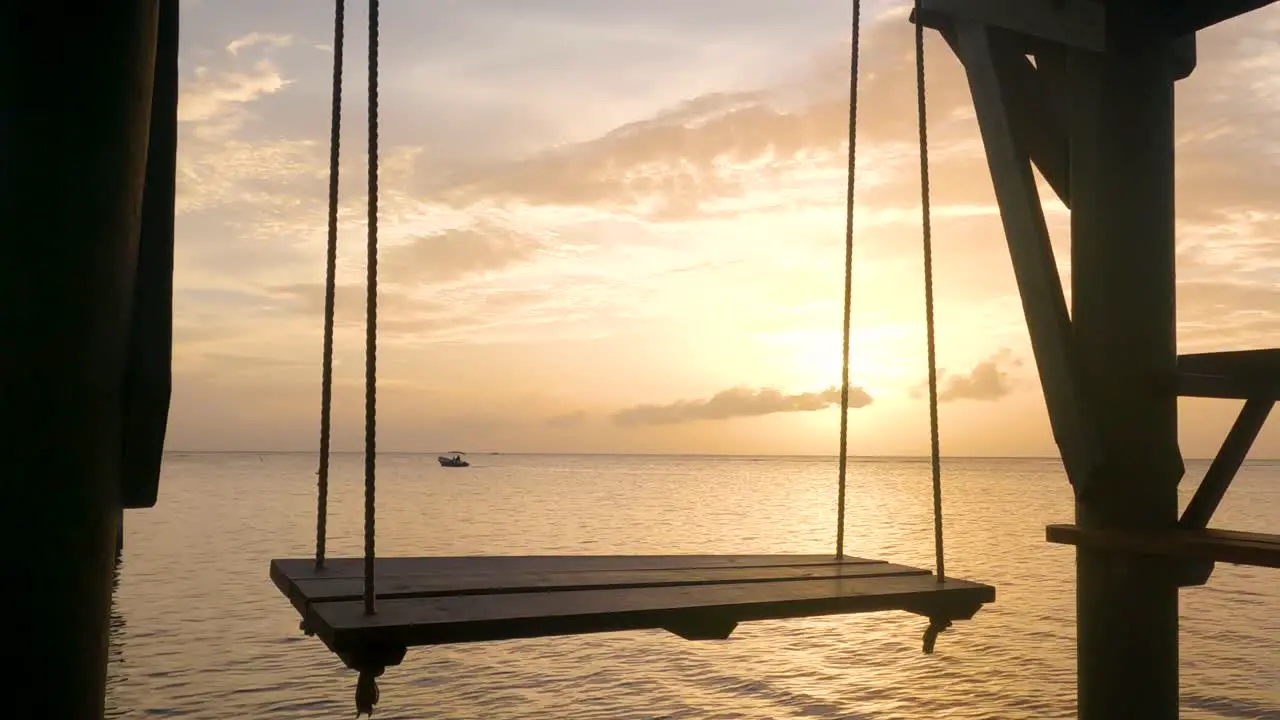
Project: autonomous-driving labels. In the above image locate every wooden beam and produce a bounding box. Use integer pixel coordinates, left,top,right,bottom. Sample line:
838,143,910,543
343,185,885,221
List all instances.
115,509,124,565
1030,44,1070,126
1171,35,1197,81
990,33,1070,207
1047,524,1280,570
1176,349,1280,399
1175,559,1215,588
1178,372,1278,400
952,20,1102,493
916,2,1201,84
1179,397,1273,529
932,24,1072,205
121,0,177,510
917,0,1106,51
1161,0,1279,35
1179,348,1280,376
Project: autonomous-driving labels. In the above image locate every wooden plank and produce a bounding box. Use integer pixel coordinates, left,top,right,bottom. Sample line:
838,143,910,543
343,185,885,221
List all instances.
1176,372,1275,400
284,561,931,605
273,554,876,581
1046,523,1280,569
1180,397,1273,529
304,574,995,652
954,20,1103,493
1177,350,1280,399
1161,0,1279,35
916,0,1106,51
1179,349,1280,379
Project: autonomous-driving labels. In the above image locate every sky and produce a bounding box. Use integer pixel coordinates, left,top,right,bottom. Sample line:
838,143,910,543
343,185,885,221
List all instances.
169,0,1280,458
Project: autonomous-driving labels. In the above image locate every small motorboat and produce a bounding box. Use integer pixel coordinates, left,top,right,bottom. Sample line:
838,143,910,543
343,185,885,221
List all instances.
438,453,470,468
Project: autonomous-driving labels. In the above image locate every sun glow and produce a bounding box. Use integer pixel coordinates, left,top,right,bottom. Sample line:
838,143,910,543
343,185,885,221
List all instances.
751,327,897,398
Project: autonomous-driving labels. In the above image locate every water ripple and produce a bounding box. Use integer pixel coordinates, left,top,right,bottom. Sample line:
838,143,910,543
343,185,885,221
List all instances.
106,454,1280,719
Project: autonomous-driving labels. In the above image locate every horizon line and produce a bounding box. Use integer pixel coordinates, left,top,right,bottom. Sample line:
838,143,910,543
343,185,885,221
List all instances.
163,450,1278,462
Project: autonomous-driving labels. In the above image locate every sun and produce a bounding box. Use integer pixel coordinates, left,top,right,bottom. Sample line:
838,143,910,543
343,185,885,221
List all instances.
750,326,893,396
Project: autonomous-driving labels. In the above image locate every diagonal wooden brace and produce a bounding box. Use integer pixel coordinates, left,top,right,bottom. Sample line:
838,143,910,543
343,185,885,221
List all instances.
916,0,1105,51
1181,397,1273,530
949,20,1104,496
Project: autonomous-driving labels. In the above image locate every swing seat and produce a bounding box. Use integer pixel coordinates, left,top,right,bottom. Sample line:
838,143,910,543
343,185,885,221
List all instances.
271,554,994,657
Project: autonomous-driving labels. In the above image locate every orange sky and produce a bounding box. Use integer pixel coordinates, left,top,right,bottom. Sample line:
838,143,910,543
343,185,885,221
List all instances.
168,1,1280,458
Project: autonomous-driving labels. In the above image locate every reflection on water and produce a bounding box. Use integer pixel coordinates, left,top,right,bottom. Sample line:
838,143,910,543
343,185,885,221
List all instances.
106,558,129,719
106,454,1280,719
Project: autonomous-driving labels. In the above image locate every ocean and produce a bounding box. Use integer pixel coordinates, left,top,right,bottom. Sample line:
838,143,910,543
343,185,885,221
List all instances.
106,453,1280,719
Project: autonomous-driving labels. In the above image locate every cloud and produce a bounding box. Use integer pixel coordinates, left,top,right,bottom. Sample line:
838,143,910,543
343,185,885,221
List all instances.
913,349,1023,403
1173,25,1280,227
171,35,340,295
226,32,294,56
270,282,438,327
611,385,872,427
263,282,545,341
1177,278,1280,352
263,279,638,346
431,88,831,211
382,222,547,285
162,2,1280,457
545,411,589,429
174,46,321,221
178,61,292,124
175,137,324,217
396,2,1280,252
398,9,995,225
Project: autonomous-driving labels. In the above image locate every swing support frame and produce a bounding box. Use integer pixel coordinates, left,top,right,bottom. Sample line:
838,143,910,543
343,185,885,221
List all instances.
9,1,1277,719
271,0,995,714
912,1,1280,718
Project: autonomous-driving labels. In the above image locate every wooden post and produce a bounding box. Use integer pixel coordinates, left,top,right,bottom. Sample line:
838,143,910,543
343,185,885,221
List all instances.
916,2,1279,717
1067,21,1183,719
2,3,160,718
117,510,125,566
123,0,179,511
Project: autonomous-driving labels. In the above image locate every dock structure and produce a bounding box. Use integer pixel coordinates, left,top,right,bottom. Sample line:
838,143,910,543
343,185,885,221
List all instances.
911,1,1280,717
7,2,177,719
5,1,1280,719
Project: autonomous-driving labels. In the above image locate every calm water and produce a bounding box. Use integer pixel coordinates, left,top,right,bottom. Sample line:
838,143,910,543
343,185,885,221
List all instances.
107,454,1280,719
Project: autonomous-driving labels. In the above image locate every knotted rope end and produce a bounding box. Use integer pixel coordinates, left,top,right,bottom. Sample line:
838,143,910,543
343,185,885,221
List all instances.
922,617,952,655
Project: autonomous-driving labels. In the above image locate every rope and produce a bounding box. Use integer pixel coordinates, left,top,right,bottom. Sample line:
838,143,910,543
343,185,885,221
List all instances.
355,668,382,717
835,0,862,561
362,0,380,616
914,0,946,583
314,0,345,571
922,617,952,654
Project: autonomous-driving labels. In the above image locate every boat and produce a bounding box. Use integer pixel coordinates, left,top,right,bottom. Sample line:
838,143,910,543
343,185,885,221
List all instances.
437,452,469,468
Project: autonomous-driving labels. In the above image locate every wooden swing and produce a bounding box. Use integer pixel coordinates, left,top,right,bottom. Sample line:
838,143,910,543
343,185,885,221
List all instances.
269,0,995,715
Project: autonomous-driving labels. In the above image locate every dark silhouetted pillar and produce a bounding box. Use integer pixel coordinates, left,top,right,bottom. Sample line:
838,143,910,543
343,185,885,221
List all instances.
1068,19,1183,720
3,3,161,718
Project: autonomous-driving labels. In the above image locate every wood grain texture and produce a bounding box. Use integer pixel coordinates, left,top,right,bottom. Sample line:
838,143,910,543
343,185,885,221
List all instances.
270,554,995,654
